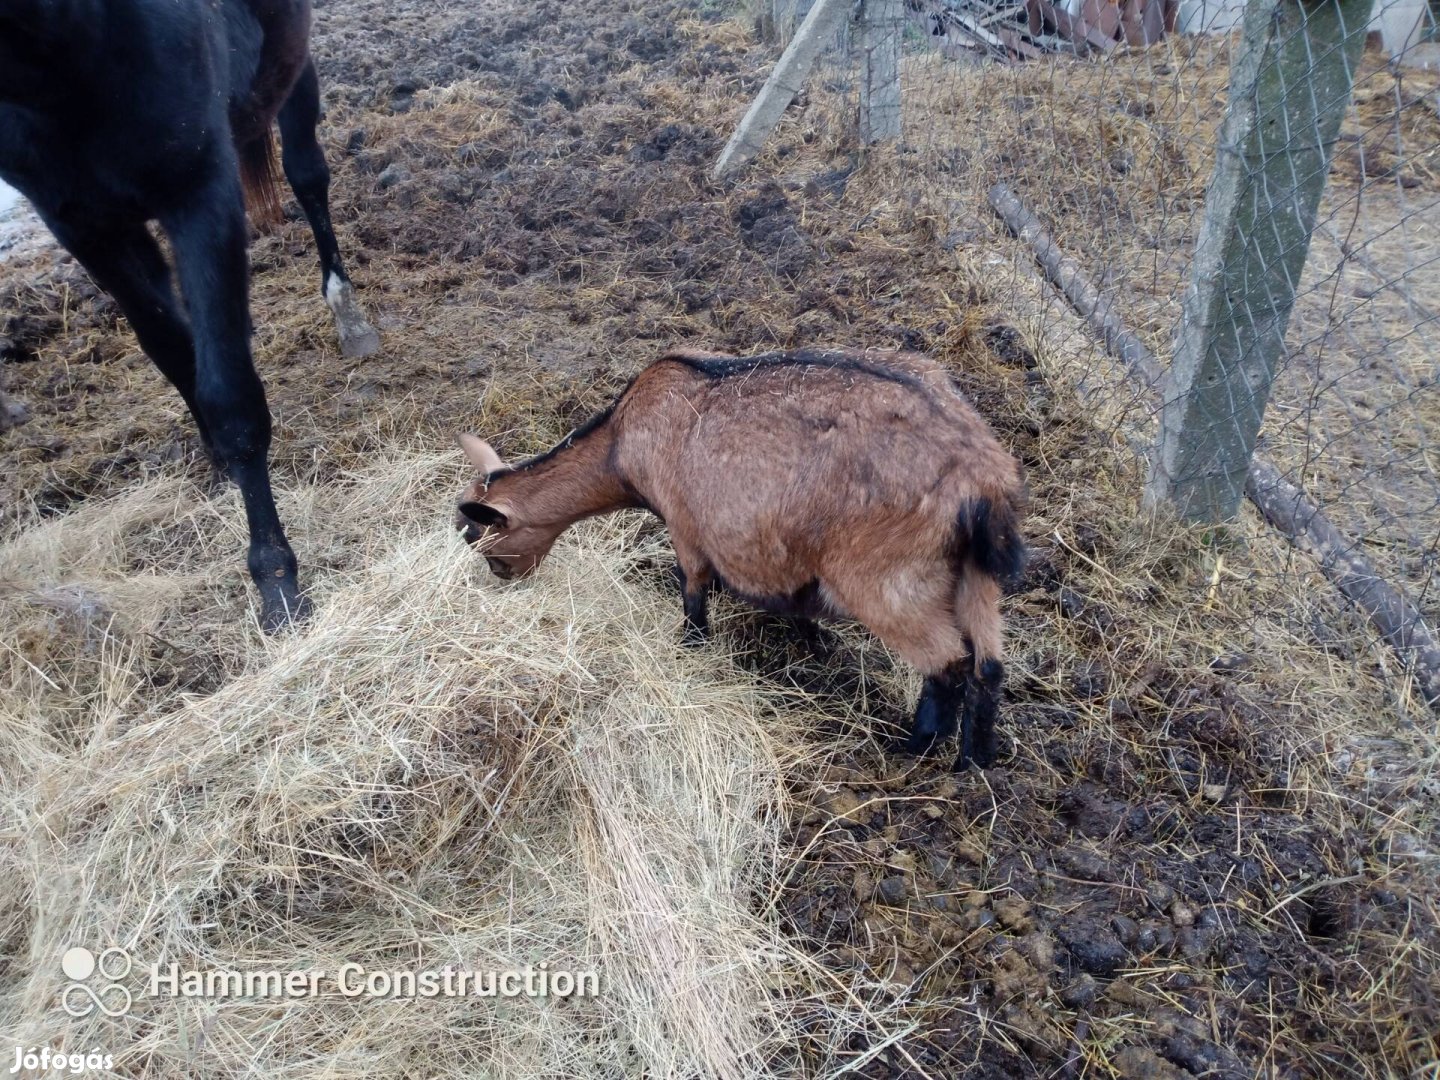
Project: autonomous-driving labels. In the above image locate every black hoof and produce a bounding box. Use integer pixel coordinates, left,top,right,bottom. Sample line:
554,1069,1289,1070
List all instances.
901,729,943,757
952,742,997,772
258,581,313,633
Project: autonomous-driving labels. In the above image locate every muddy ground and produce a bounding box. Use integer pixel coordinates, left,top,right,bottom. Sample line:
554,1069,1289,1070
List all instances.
2,0,1437,1076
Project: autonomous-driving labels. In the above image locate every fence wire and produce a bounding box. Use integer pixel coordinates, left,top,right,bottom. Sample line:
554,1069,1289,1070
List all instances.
773,0,1440,683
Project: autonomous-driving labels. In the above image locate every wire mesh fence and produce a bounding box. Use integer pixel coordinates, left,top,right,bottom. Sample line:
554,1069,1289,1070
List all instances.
737,0,1440,709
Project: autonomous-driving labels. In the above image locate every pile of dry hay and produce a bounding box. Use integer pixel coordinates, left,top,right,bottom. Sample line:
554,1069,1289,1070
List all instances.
0,445,910,1077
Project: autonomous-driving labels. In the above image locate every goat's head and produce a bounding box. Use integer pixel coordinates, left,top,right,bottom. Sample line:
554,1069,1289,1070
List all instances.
454,433,559,580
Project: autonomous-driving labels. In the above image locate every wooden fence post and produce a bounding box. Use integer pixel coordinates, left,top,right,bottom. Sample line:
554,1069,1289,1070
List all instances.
1144,0,1371,521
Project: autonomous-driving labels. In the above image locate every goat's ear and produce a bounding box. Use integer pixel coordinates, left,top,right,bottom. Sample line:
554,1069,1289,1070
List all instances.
457,433,505,474
458,501,510,530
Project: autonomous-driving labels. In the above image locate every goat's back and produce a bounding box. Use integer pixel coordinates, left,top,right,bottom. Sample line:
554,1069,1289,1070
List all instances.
614,348,1022,588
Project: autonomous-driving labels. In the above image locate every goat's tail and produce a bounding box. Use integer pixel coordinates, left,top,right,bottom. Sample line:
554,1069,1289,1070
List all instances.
954,494,1026,587
950,493,1025,667
238,129,283,232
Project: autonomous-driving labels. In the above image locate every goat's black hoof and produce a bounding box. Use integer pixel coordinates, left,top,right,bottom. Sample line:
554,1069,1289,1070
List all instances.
902,729,943,757
951,746,997,772
680,626,709,648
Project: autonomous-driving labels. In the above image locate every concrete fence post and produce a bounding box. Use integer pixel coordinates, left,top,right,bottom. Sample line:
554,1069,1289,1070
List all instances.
713,0,854,178
859,0,903,144
1144,0,1370,521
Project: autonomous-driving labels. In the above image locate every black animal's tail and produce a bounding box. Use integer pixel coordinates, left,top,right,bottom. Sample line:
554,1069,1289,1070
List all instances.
238,130,283,231
953,495,1026,588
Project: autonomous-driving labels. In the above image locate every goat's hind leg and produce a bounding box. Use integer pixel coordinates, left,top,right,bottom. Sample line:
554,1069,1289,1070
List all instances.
277,58,379,358
909,659,964,756
952,571,1005,770
956,653,1003,771
910,647,1002,770
825,576,968,758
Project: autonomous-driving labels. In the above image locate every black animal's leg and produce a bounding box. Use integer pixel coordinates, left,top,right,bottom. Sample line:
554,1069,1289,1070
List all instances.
277,58,379,358
42,220,222,475
907,660,964,756
956,656,1004,771
161,167,308,632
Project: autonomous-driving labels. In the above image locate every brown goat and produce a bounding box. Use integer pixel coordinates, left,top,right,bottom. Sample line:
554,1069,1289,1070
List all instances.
455,348,1026,769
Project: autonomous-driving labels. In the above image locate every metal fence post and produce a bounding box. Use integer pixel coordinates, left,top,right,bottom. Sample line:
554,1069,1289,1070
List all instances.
859,0,903,144
1144,0,1371,522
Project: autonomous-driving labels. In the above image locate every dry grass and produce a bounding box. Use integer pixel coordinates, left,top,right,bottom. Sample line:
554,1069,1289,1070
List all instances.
0,442,830,1076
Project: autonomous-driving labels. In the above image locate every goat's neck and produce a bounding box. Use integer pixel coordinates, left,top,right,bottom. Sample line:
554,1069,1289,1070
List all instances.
490,427,633,528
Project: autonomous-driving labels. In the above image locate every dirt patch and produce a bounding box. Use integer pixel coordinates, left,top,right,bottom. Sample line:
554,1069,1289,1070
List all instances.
1,1,1436,1077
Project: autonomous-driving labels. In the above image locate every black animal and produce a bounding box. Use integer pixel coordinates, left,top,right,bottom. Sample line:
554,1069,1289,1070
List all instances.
0,0,379,629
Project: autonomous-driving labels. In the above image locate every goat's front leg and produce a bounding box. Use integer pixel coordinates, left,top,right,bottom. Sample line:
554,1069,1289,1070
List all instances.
162,160,308,631
672,549,714,646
